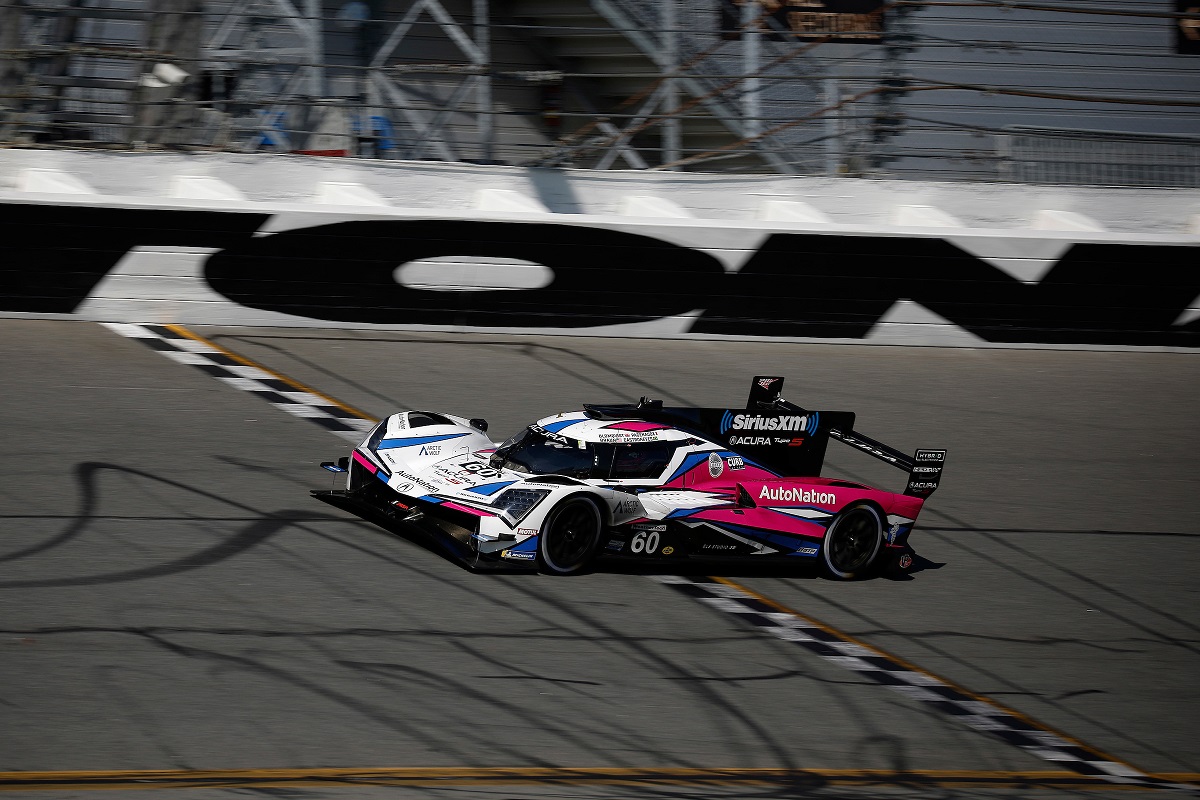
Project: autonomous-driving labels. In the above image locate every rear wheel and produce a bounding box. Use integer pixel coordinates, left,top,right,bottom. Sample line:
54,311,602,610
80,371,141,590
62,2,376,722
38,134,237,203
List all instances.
538,497,602,575
821,504,883,580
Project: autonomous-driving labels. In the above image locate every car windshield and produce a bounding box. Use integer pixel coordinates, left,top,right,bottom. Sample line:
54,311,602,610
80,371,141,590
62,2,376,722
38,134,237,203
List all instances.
493,428,684,480
497,429,597,478
608,440,683,480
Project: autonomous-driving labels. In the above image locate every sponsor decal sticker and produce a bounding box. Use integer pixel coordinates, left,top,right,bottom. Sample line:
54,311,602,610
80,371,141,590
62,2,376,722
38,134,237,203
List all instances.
708,452,724,478
457,460,504,479
530,424,570,444
910,481,937,490
632,523,667,532
517,527,537,537
703,543,737,550
797,546,818,555
597,431,661,443
898,553,914,569
606,539,624,552
396,470,439,491
757,377,780,391
615,499,640,514
661,546,675,555
720,411,819,436
915,450,946,462
729,435,773,446
419,445,441,456
501,549,537,561
912,466,940,473
726,455,745,470
759,486,837,505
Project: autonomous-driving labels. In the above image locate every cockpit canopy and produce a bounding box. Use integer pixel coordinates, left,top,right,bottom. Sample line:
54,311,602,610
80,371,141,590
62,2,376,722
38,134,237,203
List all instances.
492,426,691,481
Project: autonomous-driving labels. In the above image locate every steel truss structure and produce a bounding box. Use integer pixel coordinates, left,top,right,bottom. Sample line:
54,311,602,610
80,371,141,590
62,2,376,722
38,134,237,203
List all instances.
3,1,1198,183
1,0,855,172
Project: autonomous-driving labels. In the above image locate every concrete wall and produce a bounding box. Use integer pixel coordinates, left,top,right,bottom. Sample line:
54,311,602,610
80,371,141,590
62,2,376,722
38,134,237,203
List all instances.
1,150,1197,350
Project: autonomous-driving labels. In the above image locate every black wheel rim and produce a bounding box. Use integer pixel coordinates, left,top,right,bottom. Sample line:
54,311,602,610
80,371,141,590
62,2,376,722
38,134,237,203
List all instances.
545,502,599,570
828,509,879,574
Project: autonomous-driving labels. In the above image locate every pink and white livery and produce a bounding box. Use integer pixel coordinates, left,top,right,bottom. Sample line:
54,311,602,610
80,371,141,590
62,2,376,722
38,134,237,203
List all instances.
314,376,946,579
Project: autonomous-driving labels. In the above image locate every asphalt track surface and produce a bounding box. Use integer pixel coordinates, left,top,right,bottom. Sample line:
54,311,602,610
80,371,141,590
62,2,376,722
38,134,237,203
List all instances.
1,319,1198,799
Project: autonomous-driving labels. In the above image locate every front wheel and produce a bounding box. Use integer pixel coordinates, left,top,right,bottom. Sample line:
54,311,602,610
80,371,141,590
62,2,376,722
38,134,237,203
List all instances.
538,497,602,575
821,504,883,580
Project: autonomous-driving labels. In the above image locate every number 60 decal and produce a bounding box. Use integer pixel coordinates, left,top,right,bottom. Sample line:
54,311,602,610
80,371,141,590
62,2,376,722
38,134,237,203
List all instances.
631,531,660,554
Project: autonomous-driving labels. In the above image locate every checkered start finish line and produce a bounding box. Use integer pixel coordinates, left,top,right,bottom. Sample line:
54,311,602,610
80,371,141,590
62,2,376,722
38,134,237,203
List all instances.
105,323,376,442
653,575,1196,794
106,321,1196,796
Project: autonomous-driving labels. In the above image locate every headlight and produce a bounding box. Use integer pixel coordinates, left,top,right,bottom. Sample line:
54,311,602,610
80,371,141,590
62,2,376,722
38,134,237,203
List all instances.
494,488,550,522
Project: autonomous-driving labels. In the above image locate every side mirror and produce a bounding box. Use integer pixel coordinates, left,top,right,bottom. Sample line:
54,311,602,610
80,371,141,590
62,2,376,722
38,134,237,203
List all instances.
470,418,489,433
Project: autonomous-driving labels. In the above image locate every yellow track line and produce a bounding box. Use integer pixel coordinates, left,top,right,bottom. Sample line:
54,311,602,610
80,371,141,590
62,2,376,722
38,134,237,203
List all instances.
710,576,1145,772
5,767,1196,792
164,324,378,422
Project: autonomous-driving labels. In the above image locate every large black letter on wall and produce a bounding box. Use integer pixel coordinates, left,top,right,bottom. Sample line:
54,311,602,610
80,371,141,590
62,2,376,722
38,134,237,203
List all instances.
203,220,726,327
0,204,269,313
693,234,1199,347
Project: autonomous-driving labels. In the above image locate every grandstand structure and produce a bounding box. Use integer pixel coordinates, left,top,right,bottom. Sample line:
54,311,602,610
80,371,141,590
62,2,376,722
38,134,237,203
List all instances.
1,0,1198,185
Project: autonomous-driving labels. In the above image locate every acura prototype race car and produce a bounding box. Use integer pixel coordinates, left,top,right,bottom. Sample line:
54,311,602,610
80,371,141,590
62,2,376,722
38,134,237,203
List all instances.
313,376,946,578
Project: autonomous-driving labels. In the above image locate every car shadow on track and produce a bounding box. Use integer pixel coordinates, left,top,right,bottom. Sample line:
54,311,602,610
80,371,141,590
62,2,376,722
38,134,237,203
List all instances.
309,490,945,582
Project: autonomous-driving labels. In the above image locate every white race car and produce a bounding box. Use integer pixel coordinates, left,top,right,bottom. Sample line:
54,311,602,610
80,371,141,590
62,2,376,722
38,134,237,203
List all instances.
313,376,944,578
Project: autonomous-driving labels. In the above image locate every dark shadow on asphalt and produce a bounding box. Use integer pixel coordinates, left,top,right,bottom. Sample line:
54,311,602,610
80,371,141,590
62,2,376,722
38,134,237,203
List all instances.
309,489,947,583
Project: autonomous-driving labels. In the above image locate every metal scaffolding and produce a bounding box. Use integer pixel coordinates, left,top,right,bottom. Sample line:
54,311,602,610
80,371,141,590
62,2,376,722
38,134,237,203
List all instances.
1,0,846,171
3,1,1198,183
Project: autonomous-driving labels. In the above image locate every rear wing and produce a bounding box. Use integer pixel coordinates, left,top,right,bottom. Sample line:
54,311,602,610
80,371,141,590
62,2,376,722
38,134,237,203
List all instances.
828,428,946,499
583,375,945,497
749,376,946,499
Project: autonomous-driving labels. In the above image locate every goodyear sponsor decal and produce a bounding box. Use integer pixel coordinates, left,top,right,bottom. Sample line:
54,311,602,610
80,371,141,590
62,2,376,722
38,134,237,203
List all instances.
760,486,837,505
720,410,819,436
708,452,724,478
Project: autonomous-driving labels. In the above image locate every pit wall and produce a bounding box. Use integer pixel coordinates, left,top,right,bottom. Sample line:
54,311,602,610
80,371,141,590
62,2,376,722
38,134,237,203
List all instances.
1,149,1197,350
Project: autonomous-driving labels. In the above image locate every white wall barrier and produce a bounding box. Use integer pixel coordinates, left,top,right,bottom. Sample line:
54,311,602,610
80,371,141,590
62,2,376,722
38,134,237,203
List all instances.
1,150,1197,350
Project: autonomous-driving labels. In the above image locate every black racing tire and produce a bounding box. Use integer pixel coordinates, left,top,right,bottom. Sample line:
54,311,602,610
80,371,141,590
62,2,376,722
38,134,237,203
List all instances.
537,496,603,576
821,504,884,580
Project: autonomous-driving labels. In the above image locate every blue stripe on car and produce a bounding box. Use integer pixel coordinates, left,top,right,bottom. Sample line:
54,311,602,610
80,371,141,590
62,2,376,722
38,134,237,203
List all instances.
711,521,822,555
466,480,518,496
540,418,583,433
765,507,833,526
718,451,776,475
378,433,469,449
665,452,711,484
